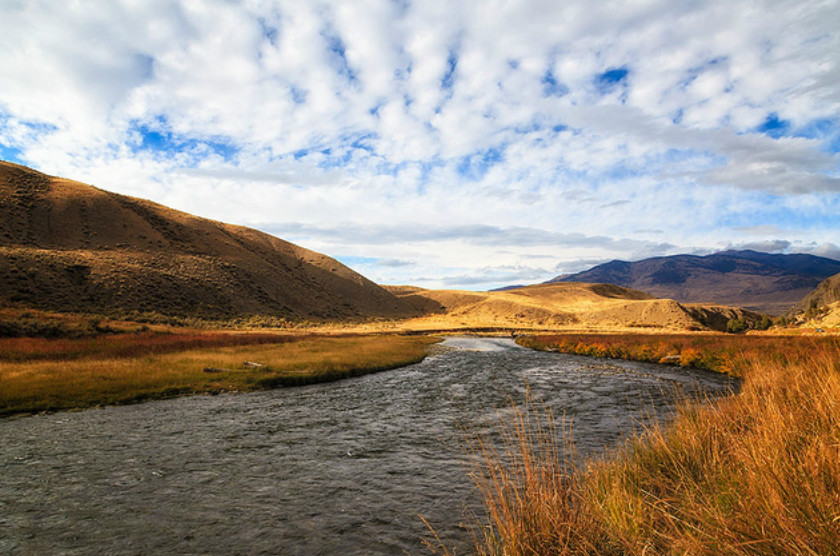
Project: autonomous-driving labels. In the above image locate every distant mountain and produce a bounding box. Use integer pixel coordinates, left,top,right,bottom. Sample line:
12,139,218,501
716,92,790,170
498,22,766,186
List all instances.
547,250,840,315
489,284,526,292
0,161,417,321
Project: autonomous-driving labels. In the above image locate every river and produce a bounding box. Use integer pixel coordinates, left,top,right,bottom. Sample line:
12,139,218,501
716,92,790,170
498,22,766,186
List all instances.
0,336,736,555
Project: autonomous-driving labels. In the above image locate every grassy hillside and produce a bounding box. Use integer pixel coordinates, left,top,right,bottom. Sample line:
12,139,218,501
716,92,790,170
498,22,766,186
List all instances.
0,161,416,322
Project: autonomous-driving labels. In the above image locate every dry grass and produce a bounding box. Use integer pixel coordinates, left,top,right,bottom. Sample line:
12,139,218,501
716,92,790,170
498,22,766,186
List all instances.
453,334,840,556
454,402,605,556
516,333,831,376
0,333,437,416
0,331,299,362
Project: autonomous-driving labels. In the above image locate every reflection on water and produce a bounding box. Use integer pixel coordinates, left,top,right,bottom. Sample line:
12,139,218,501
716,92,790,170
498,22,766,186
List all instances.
0,336,736,556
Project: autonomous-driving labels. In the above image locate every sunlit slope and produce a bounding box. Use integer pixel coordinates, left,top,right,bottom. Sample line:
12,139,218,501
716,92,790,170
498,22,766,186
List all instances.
0,161,416,321
385,283,761,331
788,272,840,327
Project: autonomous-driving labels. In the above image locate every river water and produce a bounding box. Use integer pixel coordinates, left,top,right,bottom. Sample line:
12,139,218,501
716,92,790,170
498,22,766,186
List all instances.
0,337,736,555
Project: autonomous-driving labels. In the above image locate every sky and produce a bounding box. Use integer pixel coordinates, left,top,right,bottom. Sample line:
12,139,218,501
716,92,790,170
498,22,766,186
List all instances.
1,0,839,290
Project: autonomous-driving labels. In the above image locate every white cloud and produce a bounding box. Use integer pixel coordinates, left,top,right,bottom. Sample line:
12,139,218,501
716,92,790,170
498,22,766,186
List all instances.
1,0,839,289
810,243,840,262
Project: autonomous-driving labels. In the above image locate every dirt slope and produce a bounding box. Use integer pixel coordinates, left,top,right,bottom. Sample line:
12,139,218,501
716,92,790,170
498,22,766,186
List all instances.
787,273,840,327
388,282,760,331
0,161,416,321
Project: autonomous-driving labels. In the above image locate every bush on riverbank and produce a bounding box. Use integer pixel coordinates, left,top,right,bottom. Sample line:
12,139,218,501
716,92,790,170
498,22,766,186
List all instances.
460,334,840,555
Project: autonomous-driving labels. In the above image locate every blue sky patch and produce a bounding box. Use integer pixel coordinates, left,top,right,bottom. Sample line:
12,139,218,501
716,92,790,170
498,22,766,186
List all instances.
324,29,358,85
441,48,458,91
541,69,569,97
595,67,629,93
457,146,504,181
791,117,840,153
719,195,838,230
0,114,56,164
350,133,376,154
757,113,791,138
335,255,380,267
0,142,23,164
130,120,238,162
826,134,840,154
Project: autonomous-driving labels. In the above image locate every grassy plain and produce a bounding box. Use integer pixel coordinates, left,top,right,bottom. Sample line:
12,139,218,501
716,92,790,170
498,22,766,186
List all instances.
458,333,840,556
0,332,437,416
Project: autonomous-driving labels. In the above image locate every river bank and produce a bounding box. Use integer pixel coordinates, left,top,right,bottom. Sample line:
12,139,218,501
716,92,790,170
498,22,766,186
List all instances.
0,332,437,417
464,333,840,556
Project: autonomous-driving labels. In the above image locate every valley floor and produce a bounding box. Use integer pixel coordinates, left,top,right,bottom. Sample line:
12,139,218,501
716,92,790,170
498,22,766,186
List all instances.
2,307,838,555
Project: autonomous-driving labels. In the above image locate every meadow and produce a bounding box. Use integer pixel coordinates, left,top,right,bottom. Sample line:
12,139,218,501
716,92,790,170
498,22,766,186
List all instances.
459,333,840,556
0,332,437,416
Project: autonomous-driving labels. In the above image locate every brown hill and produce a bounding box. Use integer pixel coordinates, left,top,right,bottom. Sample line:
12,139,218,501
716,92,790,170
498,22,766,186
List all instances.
0,161,416,321
548,251,840,315
387,282,761,332
787,273,840,327
788,273,840,315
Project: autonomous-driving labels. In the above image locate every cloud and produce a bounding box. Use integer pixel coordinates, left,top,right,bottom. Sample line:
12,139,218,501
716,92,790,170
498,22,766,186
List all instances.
552,258,617,276
1,1,839,289
262,221,675,252
726,239,792,253
733,225,785,236
374,258,415,268
806,242,840,262
434,265,555,288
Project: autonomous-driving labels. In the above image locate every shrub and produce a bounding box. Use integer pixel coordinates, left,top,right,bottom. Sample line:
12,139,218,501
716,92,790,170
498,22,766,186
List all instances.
726,317,748,334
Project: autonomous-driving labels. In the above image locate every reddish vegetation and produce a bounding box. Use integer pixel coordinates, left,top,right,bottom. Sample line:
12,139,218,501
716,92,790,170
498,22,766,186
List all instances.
517,333,832,376
0,332,300,362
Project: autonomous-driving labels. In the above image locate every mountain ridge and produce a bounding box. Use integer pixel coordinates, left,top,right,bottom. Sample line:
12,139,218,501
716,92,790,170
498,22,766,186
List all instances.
547,250,840,315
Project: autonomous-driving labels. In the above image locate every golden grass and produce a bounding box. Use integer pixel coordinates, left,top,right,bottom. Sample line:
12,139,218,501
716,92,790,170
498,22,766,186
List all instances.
454,402,602,556
0,334,437,416
516,333,836,376
0,331,300,362
453,334,840,556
